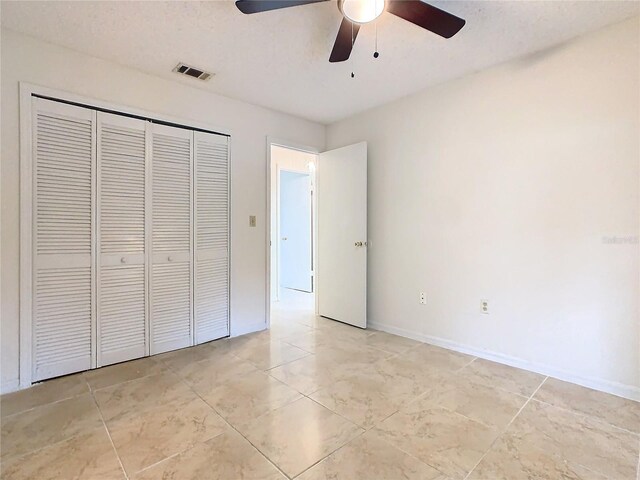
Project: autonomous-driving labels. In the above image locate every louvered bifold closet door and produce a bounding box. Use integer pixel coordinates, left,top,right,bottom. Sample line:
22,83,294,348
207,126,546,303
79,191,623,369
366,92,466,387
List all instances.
194,132,230,343
97,112,149,366
32,98,96,381
150,124,193,354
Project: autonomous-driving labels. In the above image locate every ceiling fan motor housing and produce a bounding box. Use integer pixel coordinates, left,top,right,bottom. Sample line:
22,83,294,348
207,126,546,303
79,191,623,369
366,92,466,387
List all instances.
338,0,386,24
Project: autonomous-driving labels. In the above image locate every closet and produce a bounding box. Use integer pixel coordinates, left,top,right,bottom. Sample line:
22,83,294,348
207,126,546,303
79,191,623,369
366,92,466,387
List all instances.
31,97,230,382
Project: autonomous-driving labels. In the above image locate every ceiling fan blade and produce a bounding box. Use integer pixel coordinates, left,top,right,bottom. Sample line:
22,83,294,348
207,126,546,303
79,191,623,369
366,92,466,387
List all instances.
236,0,328,14
386,0,465,39
329,17,360,63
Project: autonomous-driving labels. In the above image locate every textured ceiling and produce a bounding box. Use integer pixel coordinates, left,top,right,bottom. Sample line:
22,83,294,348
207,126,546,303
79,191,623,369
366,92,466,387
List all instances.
1,0,638,124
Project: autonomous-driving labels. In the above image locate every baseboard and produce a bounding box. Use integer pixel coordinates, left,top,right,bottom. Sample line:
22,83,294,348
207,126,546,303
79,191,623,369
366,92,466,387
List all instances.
1,378,20,395
369,321,640,402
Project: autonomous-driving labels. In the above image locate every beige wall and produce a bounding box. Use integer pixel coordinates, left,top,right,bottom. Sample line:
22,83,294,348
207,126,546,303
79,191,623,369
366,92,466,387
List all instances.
327,17,640,398
0,29,325,392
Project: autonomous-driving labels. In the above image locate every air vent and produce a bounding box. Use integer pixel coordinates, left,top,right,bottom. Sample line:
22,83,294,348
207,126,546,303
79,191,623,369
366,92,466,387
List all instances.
173,63,213,81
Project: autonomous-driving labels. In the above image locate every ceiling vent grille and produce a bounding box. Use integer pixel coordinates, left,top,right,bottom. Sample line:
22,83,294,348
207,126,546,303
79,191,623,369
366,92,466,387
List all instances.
173,63,213,81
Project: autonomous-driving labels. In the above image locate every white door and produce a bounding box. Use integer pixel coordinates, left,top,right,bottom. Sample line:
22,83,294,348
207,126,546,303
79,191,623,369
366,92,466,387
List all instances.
317,142,367,328
32,98,96,381
280,170,312,292
96,112,148,366
150,123,193,354
194,131,230,344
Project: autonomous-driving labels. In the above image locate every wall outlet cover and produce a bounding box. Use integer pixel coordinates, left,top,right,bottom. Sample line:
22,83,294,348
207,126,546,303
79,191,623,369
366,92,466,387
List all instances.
481,299,489,314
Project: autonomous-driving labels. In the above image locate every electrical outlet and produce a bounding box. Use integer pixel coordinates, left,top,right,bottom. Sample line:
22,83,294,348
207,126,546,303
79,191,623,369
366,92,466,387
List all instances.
419,292,426,305
481,299,489,314
249,215,256,227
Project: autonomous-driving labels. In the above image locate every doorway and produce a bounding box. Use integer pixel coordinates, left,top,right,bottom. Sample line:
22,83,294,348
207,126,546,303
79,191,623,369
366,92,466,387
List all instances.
269,144,317,323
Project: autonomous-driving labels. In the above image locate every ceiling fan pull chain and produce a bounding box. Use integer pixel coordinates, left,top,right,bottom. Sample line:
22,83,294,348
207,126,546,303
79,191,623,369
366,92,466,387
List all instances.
374,21,379,58
351,20,355,78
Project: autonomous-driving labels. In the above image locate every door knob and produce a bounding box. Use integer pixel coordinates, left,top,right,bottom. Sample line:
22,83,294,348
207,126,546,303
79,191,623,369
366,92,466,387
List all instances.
355,241,363,247
282,237,288,241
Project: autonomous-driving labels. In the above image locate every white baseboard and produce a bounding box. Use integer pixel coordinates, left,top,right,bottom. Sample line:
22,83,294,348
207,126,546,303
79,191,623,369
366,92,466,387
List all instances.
369,321,640,402
1,378,20,395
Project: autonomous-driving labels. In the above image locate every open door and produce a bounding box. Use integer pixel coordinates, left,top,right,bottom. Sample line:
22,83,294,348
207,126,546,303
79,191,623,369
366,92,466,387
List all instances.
317,142,367,328
280,170,312,292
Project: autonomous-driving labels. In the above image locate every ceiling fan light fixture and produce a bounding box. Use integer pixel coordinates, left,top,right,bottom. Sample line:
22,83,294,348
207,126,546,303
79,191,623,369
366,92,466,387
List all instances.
338,0,385,24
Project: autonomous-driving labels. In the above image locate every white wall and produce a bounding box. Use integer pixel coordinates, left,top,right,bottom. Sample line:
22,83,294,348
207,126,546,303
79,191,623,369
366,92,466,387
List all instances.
327,17,640,399
0,28,325,392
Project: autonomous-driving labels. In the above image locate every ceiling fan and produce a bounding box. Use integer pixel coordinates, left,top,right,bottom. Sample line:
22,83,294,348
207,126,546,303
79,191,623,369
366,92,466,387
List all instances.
235,0,465,63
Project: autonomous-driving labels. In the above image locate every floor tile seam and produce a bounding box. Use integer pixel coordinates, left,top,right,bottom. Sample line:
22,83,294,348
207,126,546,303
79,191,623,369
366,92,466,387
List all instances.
363,423,452,480
264,352,319,374
178,371,305,428
527,397,640,437
263,370,318,397
131,450,182,477
575,461,617,480
290,429,368,479
248,351,315,372
396,381,528,431
461,375,548,480
278,339,322,355
1,382,104,461
89,388,130,480
455,356,478,372
397,341,427,355
174,359,263,390
400,440,456,479
87,366,175,394
355,339,421,356
100,388,224,433
303,394,368,432
230,342,308,361
0,422,108,466
173,370,293,479
423,401,513,433
446,369,536,400
161,352,242,377
125,428,229,477
0,388,90,420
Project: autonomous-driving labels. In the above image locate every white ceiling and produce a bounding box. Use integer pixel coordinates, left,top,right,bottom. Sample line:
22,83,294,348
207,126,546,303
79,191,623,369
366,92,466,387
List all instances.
2,1,638,124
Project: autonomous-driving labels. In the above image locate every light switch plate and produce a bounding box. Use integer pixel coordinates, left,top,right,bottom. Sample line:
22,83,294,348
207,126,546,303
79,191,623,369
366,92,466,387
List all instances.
249,215,257,227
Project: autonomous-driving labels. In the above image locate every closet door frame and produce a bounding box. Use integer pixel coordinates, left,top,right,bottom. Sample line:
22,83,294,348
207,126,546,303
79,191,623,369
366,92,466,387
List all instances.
19,83,231,389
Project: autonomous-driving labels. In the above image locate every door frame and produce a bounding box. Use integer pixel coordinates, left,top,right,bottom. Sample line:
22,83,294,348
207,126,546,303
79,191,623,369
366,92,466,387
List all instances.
266,138,320,329
19,82,232,389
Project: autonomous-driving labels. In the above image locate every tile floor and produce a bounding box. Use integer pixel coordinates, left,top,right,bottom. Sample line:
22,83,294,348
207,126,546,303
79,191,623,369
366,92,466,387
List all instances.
1,290,639,479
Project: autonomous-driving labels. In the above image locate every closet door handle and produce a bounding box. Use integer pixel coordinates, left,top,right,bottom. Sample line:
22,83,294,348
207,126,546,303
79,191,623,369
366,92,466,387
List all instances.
168,256,173,262
120,257,127,264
